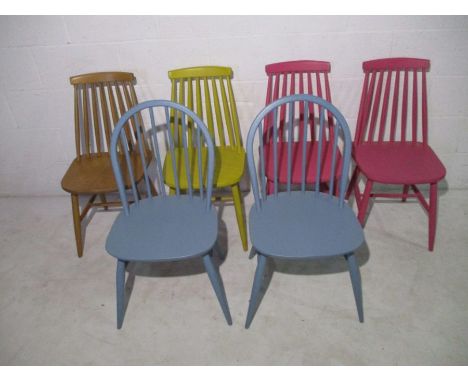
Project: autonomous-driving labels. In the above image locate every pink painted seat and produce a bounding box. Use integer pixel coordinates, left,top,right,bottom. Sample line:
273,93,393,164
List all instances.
355,142,445,185
263,60,341,194
265,141,342,185
347,58,446,251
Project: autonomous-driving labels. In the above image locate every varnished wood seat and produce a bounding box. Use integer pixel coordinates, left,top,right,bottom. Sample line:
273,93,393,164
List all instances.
62,152,147,194
61,72,152,257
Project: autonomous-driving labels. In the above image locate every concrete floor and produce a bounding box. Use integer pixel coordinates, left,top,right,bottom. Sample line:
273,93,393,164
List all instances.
0,188,467,365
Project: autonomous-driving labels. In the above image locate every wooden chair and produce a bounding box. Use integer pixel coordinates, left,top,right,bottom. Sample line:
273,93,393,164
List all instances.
165,66,248,251
346,58,446,251
106,100,232,328
61,72,153,257
263,60,338,195
245,94,364,328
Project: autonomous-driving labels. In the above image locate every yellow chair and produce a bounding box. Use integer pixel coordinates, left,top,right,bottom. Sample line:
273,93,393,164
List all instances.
165,66,248,251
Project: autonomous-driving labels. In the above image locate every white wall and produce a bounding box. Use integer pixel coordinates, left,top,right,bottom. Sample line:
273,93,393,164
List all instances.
0,15,467,195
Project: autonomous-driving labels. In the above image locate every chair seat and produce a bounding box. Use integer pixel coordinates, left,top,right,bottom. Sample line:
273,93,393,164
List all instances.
355,142,446,184
105,196,217,262
249,192,364,259
265,141,342,185
61,152,147,194
164,146,245,189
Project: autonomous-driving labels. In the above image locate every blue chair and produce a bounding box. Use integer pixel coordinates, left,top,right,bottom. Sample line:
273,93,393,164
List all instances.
245,94,365,328
105,100,232,329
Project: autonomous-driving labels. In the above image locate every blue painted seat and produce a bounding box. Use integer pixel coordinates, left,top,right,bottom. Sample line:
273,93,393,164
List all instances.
105,100,232,329
245,94,365,328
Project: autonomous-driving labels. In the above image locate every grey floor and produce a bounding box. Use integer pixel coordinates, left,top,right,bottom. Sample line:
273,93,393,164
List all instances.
0,188,467,365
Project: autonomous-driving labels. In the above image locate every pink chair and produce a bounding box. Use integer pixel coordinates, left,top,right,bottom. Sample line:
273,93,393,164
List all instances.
263,60,341,195
347,58,446,251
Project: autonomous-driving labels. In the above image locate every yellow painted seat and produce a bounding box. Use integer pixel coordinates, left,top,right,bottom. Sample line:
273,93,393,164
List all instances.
165,66,248,250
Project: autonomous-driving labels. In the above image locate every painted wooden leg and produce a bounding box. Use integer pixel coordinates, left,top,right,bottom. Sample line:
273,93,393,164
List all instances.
402,185,410,202
149,180,157,197
428,182,438,252
231,183,248,251
248,246,257,259
203,253,232,325
245,254,268,329
346,167,359,200
357,179,373,226
99,193,108,210
345,253,364,323
71,194,83,258
116,260,127,329
266,180,274,195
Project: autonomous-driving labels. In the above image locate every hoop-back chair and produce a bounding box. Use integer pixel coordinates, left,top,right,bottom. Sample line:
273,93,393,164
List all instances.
245,94,365,328
165,66,248,251
61,72,153,257
105,100,232,329
346,58,446,251
263,60,340,194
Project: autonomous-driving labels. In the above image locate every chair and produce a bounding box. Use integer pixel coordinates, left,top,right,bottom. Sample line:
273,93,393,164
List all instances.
61,72,153,257
105,99,232,329
165,66,248,251
263,60,339,194
245,94,365,328
346,58,446,251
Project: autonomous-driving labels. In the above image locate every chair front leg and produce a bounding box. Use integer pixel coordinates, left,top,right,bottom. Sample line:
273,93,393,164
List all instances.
345,253,364,323
116,260,128,329
428,182,438,251
71,194,83,258
245,254,268,329
203,253,232,325
232,183,248,251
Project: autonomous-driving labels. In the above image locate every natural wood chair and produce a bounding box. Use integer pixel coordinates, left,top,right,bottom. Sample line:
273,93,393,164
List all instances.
61,72,153,257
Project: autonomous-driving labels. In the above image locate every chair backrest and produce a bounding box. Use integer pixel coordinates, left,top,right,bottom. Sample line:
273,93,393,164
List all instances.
264,60,333,144
247,94,352,208
168,66,242,149
110,100,215,216
70,72,140,158
355,57,430,145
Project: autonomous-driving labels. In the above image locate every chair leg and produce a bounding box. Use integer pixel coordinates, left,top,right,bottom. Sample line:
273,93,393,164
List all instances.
245,254,268,329
266,180,274,195
116,260,127,329
357,179,373,226
149,181,158,197
345,253,364,323
231,183,248,251
70,194,83,258
99,193,108,210
346,167,359,200
428,182,438,251
248,246,257,259
203,253,232,325
402,185,410,202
